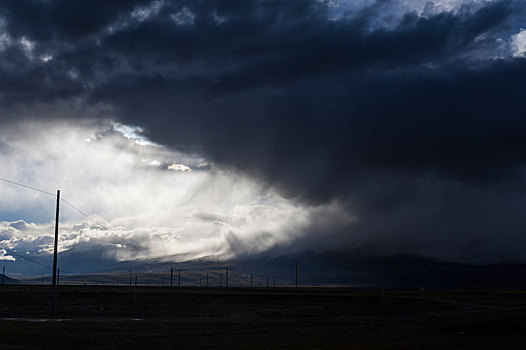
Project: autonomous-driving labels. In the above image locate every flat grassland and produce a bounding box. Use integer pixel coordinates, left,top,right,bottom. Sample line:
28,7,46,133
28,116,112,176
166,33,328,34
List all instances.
0,286,525,349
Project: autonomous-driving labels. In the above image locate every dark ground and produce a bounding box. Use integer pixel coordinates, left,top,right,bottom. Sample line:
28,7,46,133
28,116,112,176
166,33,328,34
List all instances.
0,286,525,349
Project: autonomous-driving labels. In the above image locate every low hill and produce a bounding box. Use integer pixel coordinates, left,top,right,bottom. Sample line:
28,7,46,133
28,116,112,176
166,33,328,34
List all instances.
0,274,19,285
66,250,526,290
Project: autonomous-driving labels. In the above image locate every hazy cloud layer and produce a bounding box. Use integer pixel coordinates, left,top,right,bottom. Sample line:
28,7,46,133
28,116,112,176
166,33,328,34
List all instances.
0,121,348,273
1,0,526,265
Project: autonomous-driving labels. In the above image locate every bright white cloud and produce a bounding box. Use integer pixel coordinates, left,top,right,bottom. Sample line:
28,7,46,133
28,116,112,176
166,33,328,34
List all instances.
167,163,191,172
0,249,15,261
113,123,156,146
40,55,53,62
0,120,350,271
511,28,526,57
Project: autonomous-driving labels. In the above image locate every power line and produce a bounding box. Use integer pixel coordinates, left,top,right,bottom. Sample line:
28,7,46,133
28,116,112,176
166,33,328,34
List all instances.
60,197,154,260
0,176,56,197
0,247,77,274
0,175,154,260
0,177,60,271
1,247,52,270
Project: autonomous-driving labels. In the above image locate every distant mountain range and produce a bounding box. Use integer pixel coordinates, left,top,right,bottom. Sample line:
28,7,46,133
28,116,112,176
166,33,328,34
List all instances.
83,249,526,290
11,247,526,289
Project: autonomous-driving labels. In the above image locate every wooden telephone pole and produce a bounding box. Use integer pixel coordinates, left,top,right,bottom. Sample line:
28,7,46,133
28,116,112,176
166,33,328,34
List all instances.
51,190,60,315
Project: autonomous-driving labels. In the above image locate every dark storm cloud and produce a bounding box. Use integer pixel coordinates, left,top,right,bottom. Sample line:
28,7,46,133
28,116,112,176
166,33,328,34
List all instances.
2,0,526,261
0,0,144,41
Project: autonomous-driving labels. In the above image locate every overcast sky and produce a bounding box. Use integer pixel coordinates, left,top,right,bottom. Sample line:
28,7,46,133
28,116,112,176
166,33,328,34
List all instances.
1,0,526,273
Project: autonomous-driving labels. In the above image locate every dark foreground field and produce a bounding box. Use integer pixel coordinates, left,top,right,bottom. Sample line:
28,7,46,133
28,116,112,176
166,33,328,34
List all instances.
0,286,525,349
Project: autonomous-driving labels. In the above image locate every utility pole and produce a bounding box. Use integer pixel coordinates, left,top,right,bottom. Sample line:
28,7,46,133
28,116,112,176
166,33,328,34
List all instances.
295,260,298,288
51,189,60,316
170,267,173,288
250,273,253,288
226,267,229,288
